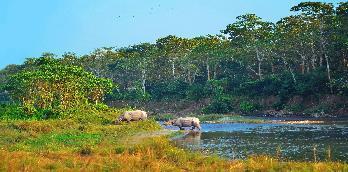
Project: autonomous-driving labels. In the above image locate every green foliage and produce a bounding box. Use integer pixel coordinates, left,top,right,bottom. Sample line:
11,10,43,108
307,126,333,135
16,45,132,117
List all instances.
203,95,233,114
108,82,151,102
1,1,348,116
185,83,211,101
5,57,114,115
239,101,257,113
0,104,27,120
295,69,330,96
148,80,189,100
237,76,283,97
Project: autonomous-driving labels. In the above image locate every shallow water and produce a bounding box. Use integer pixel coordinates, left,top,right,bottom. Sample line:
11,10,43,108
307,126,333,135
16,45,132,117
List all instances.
168,120,348,161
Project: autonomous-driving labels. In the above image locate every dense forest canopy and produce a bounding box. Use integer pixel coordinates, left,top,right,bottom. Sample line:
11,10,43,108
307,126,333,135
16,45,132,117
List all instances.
1,2,347,114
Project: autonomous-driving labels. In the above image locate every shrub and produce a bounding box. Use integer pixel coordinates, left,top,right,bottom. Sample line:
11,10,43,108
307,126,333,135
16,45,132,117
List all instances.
5,57,114,115
0,104,27,120
239,101,256,113
186,83,211,101
148,80,189,100
203,95,233,114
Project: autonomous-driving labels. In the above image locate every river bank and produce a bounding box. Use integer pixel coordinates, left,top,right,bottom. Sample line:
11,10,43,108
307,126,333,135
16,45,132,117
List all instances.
153,113,348,125
0,118,347,171
108,94,348,118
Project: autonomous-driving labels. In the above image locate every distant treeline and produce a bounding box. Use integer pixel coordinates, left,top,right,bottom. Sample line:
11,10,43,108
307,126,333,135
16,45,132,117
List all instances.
1,2,348,114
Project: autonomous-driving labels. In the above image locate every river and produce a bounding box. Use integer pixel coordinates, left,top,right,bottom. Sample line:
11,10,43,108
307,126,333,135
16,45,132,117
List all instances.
166,118,348,162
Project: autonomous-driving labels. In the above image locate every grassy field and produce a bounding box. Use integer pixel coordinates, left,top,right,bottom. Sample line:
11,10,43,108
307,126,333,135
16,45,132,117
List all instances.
0,117,347,172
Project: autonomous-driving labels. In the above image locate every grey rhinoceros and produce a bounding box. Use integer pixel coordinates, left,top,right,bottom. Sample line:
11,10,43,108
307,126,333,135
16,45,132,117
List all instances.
165,117,201,130
115,110,148,124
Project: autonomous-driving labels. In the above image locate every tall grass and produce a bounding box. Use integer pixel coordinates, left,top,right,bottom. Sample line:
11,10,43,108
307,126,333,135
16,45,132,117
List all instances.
0,114,347,171
0,137,347,172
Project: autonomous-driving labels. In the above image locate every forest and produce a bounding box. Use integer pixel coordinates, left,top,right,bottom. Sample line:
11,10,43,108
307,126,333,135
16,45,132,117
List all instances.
1,2,348,116
0,2,347,171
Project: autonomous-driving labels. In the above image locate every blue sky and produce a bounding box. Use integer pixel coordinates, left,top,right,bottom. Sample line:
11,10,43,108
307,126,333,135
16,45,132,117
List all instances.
0,0,343,69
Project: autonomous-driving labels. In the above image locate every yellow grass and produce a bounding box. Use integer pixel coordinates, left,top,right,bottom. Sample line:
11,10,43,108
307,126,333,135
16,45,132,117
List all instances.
0,119,347,171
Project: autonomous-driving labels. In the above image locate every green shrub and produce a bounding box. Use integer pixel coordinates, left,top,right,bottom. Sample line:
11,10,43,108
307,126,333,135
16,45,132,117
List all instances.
239,101,256,113
148,80,189,100
186,83,211,101
0,104,27,120
202,93,234,114
114,146,126,154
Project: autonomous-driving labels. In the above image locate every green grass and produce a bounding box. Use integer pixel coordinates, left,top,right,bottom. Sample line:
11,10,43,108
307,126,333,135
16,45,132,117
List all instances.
0,110,347,171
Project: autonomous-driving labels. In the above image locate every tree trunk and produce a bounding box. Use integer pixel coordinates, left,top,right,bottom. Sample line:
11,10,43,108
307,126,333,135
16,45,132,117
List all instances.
171,59,175,79
141,67,146,95
213,64,218,79
256,48,262,79
206,61,210,81
297,50,306,74
319,22,333,93
300,54,306,74
323,50,333,94
282,54,296,83
311,43,316,70
319,55,323,67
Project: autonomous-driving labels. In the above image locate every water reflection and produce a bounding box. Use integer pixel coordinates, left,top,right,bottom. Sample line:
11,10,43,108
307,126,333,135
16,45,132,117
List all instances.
174,131,202,146
171,122,348,161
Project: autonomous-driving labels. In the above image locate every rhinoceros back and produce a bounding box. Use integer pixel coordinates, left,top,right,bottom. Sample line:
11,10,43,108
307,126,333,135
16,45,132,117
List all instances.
179,119,193,127
120,110,147,121
130,110,143,120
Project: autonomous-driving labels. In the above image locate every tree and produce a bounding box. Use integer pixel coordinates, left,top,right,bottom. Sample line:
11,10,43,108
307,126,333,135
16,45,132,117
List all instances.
336,2,348,69
222,14,274,79
275,15,314,82
291,2,335,92
156,35,192,80
5,57,113,114
130,43,157,95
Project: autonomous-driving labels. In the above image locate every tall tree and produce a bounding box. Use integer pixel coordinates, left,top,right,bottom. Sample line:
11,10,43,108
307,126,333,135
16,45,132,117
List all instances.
291,2,335,92
222,14,274,79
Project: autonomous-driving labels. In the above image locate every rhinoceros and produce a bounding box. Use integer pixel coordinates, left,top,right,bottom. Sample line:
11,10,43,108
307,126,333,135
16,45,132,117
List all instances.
115,110,148,124
165,117,201,130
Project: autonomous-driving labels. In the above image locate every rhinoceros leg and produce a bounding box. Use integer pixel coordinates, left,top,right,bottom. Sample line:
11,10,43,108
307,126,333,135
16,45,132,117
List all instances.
196,124,201,130
193,121,201,130
191,121,195,130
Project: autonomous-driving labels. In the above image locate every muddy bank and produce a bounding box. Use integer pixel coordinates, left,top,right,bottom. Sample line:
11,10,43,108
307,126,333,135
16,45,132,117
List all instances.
108,94,348,118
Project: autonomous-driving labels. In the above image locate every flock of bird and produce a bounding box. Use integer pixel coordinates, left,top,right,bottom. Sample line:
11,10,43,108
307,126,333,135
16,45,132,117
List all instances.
115,4,175,21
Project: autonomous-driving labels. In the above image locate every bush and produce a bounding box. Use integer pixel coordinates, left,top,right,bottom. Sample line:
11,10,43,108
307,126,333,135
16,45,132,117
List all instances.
186,83,211,101
107,85,151,102
295,69,329,96
239,101,256,113
203,95,233,114
5,58,114,115
148,80,189,100
0,104,27,120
